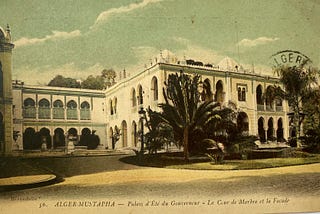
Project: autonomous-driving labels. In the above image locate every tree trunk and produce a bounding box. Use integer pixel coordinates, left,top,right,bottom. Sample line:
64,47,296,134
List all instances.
183,126,189,162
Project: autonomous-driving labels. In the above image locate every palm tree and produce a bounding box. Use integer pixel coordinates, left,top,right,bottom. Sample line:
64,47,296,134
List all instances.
148,71,222,161
266,64,318,145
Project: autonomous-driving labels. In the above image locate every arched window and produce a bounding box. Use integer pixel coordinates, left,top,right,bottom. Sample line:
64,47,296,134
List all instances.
266,86,274,111
24,98,35,107
201,78,213,101
67,100,78,120
67,100,77,109
38,98,50,119
53,100,64,119
132,121,138,147
113,97,117,114
39,99,50,108
81,101,90,109
53,100,63,108
109,99,113,115
256,85,263,105
23,98,36,118
138,85,143,105
151,77,158,101
131,88,137,107
215,80,224,103
80,101,91,120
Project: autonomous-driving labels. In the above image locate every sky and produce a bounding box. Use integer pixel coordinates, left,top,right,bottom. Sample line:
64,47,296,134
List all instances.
0,0,319,85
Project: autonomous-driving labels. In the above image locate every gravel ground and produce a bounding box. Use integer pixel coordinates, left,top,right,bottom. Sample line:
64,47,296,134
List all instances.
1,163,319,199
0,158,319,214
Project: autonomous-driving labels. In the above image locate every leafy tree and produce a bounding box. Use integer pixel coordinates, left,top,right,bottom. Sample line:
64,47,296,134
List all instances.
265,64,318,145
81,75,105,90
302,88,320,131
144,107,175,154
147,71,222,161
101,68,116,87
301,87,320,151
48,75,81,88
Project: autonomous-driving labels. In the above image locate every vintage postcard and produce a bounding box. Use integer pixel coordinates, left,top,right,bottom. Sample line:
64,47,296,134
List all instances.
0,0,319,213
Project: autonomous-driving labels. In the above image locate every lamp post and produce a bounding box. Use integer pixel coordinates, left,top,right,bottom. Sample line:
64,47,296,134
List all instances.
138,107,146,153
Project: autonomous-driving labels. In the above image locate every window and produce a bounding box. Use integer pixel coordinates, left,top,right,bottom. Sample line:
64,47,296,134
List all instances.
237,84,247,101
131,88,137,107
242,88,246,101
53,100,64,119
151,77,158,101
80,101,90,120
67,100,78,120
23,98,36,118
256,85,263,105
138,85,143,105
38,98,50,119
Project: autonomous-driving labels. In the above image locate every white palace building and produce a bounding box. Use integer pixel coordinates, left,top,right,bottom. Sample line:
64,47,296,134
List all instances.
0,26,289,154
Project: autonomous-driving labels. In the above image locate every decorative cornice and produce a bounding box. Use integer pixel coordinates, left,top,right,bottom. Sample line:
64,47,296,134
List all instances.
22,121,106,127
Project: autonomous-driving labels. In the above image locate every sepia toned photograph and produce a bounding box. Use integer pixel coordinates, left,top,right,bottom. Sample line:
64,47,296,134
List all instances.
0,0,319,213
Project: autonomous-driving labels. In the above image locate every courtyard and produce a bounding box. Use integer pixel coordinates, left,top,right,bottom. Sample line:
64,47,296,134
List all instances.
0,153,319,213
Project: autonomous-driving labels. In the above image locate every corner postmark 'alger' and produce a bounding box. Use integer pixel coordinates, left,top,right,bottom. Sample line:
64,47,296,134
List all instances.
270,50,312,72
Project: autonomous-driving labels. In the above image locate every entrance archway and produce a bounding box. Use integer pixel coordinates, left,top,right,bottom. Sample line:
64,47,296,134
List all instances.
277,118,284,142
39,128,52,149
68,128,78,144
23,127,37,149
267,118,274,141
79,128,91,146
53,128,65,148
258,117,266,142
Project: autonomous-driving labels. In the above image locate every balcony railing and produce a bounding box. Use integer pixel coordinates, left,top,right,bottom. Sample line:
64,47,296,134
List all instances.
276,106,283,112
257,104,264,111
53,108,64,119
80,109,91,120
38,108,51,119
67,109,78,120
23,107,36,118
266,105,274,111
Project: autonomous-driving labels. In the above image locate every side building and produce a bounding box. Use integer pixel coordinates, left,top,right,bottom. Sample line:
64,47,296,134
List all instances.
12,82,107,150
